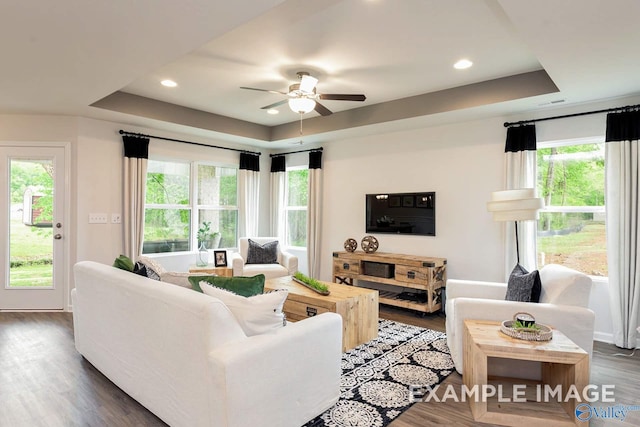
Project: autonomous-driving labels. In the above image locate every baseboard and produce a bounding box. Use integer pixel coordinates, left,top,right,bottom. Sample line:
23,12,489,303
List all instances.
594,331,640,348
594,331,614,344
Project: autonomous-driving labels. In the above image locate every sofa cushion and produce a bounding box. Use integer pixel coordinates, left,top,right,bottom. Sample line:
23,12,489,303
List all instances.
505,264,541,302
246,239,279,264
189,274,265,297
539,264,592,307
242,264,290,280
200,285,288,336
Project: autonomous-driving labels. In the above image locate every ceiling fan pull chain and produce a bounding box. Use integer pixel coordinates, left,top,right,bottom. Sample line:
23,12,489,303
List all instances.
299,113,304,145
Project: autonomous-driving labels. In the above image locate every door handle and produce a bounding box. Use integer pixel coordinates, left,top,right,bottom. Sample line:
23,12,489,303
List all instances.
54,234,62,240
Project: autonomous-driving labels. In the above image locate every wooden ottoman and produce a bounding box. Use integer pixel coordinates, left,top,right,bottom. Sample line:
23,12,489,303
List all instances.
265,276,379,352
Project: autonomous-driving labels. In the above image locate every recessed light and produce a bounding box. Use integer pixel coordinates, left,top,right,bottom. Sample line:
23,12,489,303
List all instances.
161,79,177,87
453,59,473,70
267,109,279,115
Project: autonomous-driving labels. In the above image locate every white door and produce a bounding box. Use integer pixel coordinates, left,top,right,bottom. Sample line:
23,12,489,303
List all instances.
0,145,67,310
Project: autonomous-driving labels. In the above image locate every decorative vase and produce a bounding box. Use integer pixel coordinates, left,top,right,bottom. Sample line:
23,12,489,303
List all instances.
196,242,209,266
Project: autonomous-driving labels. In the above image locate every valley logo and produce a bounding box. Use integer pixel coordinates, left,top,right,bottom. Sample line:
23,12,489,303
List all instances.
575,403,640,422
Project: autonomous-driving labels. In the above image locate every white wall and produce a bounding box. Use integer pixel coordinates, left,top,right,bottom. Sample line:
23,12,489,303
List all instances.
4,94,640,343
318,116,505,282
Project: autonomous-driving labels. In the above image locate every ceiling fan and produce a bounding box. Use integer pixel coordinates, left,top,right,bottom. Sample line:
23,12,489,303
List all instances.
240,71,366,116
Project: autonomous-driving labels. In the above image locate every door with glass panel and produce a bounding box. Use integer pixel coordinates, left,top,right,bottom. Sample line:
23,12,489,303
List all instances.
0,146,66,310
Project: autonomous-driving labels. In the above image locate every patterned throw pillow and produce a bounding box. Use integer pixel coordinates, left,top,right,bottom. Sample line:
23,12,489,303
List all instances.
136,256,166,281
505,264,541,302
246,239,279,264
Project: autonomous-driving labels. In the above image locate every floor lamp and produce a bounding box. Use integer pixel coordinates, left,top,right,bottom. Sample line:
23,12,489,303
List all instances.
487,189,544,265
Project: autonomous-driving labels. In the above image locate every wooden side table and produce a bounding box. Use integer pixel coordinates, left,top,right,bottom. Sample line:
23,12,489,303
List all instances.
188,265,233,277
265,276,379,352
463,319,589,427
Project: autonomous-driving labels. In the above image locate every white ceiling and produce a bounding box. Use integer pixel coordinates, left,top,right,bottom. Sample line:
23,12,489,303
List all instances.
2,0,640,147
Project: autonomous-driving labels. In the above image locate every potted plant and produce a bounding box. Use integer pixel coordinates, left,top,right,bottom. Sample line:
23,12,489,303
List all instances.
198,221,222,249
196,222,211,266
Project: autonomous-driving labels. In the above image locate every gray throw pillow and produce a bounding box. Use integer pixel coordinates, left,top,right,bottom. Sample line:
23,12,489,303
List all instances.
246,239,279,264
505,264,541,303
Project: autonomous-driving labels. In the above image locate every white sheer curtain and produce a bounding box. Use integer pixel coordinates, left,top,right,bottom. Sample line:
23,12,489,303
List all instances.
307,150,323,277
122,135,149,260
238,152,260,238
270,155,286,242
605,110,640,348
504,124,538,279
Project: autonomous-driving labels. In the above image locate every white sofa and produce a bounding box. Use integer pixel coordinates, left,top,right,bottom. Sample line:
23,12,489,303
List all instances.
71,261,341,427
445,264,595,379
230,237,298,279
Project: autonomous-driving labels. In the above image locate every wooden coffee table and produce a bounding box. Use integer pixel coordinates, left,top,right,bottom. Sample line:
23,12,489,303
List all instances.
463,319,589,427
265,276,379,352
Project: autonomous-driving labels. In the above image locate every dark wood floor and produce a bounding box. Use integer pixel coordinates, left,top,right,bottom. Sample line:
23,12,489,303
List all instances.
1,308,638,426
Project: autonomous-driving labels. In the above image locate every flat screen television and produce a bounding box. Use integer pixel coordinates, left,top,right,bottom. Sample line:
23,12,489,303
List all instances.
365,192,435,236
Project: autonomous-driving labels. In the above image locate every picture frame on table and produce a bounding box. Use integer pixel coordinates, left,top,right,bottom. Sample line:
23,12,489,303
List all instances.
214,250,227,267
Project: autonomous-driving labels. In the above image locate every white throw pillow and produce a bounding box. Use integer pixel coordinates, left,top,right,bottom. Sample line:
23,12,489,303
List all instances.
200,284,288,336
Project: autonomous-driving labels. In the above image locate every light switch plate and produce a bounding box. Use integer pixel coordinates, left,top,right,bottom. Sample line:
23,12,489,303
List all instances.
88,213,108,224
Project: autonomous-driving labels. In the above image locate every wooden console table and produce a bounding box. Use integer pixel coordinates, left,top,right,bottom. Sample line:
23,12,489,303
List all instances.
332,251,446,314
463,320,589,426
265,276,379,352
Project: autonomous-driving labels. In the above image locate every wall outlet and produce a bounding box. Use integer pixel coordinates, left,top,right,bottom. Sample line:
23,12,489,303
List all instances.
88,213,108,224
111,213,122,224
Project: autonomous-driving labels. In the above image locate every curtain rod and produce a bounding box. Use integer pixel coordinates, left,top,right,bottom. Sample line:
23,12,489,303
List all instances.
269,147,323,158
119,130,261,156
503,103,640,128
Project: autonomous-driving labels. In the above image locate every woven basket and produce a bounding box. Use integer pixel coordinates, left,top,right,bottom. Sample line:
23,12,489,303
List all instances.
500,312,553,341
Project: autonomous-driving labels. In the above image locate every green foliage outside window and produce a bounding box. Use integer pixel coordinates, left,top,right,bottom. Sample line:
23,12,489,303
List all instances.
286,169,308,247
143,160,239,254
536,143,607,276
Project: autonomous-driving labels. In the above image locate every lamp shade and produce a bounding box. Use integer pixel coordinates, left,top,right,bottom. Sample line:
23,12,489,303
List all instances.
486,188,544,221
288,97,316,114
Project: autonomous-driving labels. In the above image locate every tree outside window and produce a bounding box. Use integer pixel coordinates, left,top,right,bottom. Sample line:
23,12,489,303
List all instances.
537,140,606,276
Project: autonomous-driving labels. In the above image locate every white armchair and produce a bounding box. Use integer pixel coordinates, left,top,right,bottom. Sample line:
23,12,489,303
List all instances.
445,264,595,379
230,237,298,280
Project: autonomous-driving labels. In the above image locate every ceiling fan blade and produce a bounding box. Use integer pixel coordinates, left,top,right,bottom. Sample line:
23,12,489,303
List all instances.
319,94,366,102
314,102,332,116
260,99,288,110
240,86,287,95
299,75,318,93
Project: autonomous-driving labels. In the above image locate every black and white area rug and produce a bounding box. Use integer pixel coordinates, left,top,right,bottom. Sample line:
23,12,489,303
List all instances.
304,319,453,427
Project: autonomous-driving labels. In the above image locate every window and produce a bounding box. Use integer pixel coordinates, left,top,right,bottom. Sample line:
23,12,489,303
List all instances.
536,139,606,277
285,167,308,248
143,160,238,254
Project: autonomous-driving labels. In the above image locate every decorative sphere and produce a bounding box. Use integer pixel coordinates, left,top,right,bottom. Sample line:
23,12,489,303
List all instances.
361,235,379,253
344,238,358,252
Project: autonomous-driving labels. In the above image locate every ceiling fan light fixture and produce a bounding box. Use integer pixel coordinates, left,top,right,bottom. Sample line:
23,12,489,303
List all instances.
299,74,319,94
288,97,316,114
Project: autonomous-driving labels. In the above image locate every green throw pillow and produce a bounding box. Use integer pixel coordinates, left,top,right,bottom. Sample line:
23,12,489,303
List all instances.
113,254,134,272
189,274,266,297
